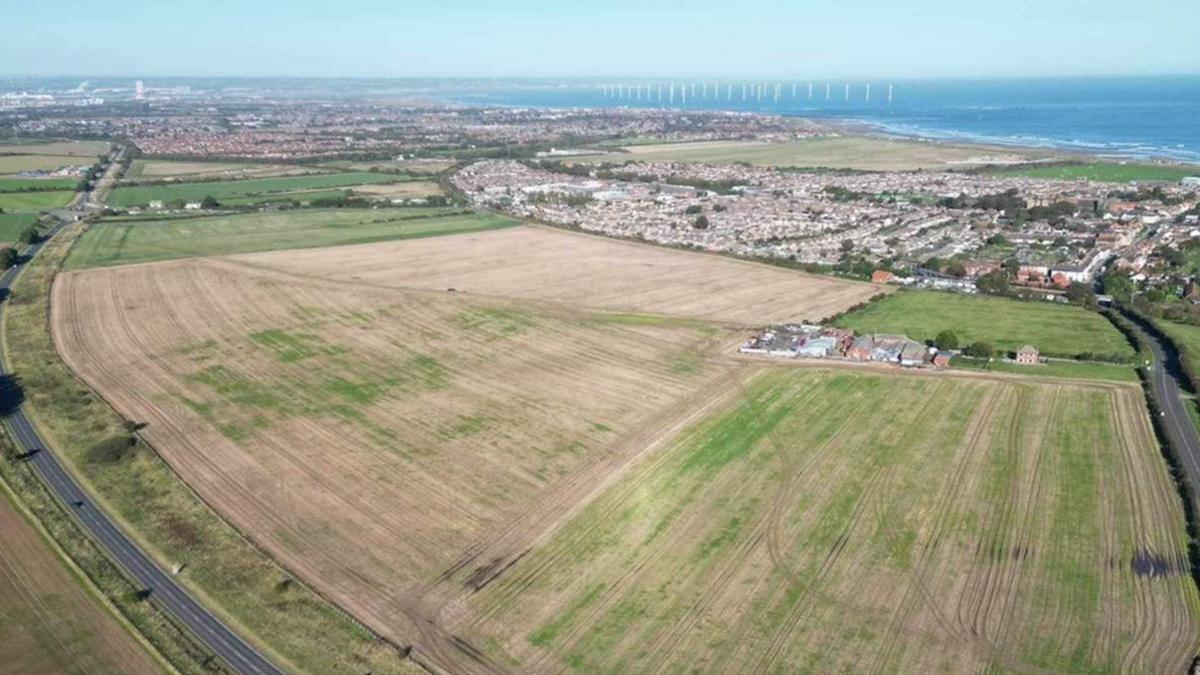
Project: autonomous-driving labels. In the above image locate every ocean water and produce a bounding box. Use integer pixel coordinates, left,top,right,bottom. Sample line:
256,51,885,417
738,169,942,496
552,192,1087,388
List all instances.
438,76,1200,162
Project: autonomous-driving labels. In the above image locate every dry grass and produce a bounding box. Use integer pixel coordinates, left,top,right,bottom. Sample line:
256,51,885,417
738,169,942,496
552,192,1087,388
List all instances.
352,181,444,198
125,160,319,180
0,490,160,675
228,225,885,324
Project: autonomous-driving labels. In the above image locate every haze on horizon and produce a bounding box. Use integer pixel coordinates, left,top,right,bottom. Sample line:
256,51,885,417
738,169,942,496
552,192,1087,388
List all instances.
4,0,1198,81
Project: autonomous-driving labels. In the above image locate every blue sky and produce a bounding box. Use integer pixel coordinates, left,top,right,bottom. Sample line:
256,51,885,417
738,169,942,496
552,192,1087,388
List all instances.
5,0,1198,79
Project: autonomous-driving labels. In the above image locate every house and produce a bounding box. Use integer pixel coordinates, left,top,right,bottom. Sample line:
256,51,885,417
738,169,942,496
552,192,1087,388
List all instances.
184,201,202,210
148,200,164,210
931,351,951,367
871,269,897,284
1050,272,1071,289
796,336,837,358
1015,345,1040,365
899,341,927,367
962,260,1000,278
845,335,875,361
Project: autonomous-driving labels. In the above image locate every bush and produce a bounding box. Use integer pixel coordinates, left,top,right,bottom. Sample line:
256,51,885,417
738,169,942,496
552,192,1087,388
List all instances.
84,435,138,464
962,341,994,358
934,330,959,350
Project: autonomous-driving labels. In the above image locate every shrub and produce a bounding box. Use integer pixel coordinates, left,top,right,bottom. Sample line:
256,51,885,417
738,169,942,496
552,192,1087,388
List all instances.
84,435,138,464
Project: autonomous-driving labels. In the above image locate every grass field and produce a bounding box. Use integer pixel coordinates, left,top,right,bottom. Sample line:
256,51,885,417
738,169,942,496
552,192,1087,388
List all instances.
125,159,318,180
8,219,418,674
834,291,1137,360
952,355,1139,382
65,208,519,268
0,487,160,675
229,224,886,325
996,162,1200,183
0,140,111,156
0,177,80,192
571,136,1040,171
0,190,74,212
452,368,1199,673
0,155,90,175
0,213,38,242
108,172,410,207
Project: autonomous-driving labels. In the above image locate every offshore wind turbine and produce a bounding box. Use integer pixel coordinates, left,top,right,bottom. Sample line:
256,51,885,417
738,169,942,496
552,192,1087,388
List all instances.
670,83,675,104
888,84,894,103
727,84,732,100
825,82,831,100
844,83,850,101
865,84,871,102
808,82,813,99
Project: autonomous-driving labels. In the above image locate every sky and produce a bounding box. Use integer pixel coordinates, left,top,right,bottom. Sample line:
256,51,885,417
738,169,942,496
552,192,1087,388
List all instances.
5,0,1198,79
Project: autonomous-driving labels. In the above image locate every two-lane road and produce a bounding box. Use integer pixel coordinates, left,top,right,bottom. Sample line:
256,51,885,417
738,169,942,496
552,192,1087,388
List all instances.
1123,313,1200,513
0,162,283,675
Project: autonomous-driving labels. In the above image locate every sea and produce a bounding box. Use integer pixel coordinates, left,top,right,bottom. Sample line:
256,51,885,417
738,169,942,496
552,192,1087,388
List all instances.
434,75,1200,163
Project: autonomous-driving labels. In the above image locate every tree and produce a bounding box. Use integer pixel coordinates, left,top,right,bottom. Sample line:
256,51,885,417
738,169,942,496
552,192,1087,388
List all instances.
200,195,219,209
944,261,967,278
692,215,709,229
1065,281,1096,307
975,269,1011,296
840,239,855,253
684,204,702,215
1101,271,1134,303
962,341,994,358
934,330,959,351
0,247,18,269
17,225,38,246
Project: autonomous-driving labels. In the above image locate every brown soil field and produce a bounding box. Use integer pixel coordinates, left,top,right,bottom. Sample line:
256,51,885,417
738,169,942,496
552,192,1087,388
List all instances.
0,491,161,675
352,181,444,198
53,256,742,671
227,225,884,324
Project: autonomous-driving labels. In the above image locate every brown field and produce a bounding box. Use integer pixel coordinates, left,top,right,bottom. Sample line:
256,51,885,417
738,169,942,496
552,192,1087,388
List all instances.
227,225,884,324
50,229,1199,673
352,181,444,198
0,490,160,674
53,255,746,669
125,159,326,181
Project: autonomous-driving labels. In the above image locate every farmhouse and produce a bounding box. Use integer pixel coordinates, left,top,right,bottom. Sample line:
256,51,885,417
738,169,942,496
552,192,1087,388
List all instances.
1015,345,1040,365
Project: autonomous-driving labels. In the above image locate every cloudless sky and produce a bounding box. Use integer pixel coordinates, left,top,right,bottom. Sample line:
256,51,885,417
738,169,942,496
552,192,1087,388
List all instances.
5,0,1198,79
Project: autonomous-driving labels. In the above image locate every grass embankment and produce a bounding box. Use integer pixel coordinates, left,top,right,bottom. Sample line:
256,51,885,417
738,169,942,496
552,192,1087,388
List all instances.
107,172,413,207
5,219,417,674
1158,321,1200,377
0,177,80,192
996,162,1199,183
833,290,1137,360
65,208,519,268
467,368,1198,672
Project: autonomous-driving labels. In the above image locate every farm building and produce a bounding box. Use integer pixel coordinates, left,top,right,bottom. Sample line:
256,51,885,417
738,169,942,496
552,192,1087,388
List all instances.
1015,345,1040,365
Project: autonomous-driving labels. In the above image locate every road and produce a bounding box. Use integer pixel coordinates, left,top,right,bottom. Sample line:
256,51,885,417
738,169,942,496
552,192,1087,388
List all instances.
1123,313,1200,514
0,149,283,675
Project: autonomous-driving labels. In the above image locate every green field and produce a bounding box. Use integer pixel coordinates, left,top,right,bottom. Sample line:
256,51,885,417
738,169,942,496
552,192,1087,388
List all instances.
66,208,520,268
108,172,412,207
0,190,74,212
952,355,1139,382
996,162,1200,183
834,291,1136,359
0,155,89,175
0,177,80,192
570,136,1039,171
464,368,1199,672
0,213,38,242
